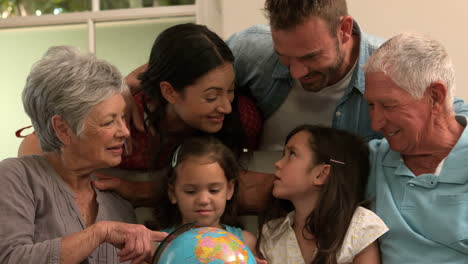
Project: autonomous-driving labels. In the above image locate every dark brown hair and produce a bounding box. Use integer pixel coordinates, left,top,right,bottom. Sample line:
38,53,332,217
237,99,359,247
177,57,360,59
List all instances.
140,23,245,167
152,135,242,230
264,0,348,34
257,125,369,264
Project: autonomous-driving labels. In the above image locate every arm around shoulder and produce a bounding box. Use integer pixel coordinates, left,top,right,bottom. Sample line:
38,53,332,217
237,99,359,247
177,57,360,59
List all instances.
18,133,42,157
93,169,165,207
125,64,147,95
237,170,274,214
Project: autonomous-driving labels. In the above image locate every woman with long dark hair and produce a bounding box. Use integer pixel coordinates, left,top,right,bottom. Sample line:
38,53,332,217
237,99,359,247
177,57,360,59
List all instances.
118,23,260,171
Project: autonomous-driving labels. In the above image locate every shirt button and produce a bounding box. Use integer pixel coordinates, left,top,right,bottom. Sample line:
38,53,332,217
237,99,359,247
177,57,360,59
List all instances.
336,111,342,117
408,183,415,187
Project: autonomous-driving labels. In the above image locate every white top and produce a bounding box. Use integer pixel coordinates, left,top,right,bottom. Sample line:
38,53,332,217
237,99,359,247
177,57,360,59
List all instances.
259,206,388,264
260,61,357,151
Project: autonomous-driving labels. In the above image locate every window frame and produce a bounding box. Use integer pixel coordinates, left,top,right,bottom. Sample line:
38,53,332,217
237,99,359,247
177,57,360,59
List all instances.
0,0,196,53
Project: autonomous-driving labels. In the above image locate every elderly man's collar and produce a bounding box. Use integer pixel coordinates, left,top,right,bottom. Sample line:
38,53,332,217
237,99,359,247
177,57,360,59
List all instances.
455,115,467,127
382,116,468,184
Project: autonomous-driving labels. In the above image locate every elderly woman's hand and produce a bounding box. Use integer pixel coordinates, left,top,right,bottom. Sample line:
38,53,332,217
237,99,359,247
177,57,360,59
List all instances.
97,221,168,264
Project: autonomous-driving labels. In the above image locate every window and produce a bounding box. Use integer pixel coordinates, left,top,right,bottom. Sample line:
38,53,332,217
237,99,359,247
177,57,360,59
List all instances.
0,0,194,18
0,0,196,159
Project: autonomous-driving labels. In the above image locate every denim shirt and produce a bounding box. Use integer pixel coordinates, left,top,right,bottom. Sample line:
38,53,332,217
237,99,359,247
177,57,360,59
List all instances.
227,23,468,141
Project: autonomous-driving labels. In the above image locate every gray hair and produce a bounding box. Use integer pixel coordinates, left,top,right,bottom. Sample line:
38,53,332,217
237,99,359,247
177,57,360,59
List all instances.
22,46,128,152
364,32,455,112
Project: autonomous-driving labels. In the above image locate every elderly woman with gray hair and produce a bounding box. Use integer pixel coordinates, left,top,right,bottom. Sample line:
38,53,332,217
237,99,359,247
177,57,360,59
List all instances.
0,46,166,264
364,33,468,263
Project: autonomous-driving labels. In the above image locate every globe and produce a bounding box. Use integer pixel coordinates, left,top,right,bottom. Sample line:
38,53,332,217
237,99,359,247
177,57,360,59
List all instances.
152,226,256,264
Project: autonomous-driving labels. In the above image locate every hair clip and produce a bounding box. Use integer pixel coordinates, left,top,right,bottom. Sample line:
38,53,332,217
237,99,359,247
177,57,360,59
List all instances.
330,158,346,165
171,145,182,168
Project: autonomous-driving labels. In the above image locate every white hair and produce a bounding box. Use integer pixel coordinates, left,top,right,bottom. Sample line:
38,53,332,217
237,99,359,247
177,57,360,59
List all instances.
364,32,455,112
22,46,128,152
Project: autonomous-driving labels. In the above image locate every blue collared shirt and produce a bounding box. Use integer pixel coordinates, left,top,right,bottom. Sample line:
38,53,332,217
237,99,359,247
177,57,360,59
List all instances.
367,116,468,263
227,23,468,141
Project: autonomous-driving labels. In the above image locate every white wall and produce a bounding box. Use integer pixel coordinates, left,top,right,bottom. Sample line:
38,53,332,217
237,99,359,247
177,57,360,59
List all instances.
221,0,266,38
210,0,468,100
349,1,468,100
196,0,267,39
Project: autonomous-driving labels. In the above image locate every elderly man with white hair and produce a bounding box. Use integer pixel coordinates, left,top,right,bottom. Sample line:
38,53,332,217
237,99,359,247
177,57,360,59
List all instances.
365,32,468,263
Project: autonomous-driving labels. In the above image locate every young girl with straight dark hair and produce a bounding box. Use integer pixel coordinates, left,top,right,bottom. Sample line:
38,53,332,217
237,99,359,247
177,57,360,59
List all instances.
257,125,387,264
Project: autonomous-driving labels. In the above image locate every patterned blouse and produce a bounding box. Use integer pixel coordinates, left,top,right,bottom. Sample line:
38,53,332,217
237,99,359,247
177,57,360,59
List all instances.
259,206,388,264
119,93,262,170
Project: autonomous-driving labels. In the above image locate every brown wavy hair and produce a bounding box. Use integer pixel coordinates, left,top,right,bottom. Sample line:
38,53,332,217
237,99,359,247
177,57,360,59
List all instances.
257,125,369,264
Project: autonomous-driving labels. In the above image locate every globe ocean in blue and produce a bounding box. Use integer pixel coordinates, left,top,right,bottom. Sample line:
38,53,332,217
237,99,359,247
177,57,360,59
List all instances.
153,227,256,264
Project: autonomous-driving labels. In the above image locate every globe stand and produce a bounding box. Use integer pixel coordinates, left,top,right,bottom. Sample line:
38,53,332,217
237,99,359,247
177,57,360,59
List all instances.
151,222,197,264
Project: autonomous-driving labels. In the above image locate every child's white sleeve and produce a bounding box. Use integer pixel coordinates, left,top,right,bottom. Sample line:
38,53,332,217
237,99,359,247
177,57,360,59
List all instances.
337,206,389,263
258,225,270,260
